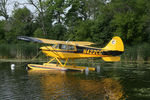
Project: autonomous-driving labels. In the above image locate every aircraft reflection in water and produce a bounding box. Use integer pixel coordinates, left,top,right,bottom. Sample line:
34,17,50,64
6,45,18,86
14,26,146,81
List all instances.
28,70,125,100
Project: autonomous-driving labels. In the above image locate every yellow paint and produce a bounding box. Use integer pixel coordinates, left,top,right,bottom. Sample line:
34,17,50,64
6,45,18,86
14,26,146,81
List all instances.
28,71,125,100
28,63,95,71
103,36,124,51
40,36,124,60
42,50,105,59
28,64,67,71
63,65,95,71
24,36,124,71
36,37,95,46
102,56,121,62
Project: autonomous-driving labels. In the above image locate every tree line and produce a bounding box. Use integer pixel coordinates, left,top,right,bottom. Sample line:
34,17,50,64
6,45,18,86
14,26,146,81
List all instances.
0,0,150,46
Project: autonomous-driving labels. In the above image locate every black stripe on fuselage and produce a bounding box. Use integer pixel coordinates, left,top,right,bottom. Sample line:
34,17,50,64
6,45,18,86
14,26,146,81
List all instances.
76,46,102,53
102,51,124,56
42,46,123,56
76,46,124,56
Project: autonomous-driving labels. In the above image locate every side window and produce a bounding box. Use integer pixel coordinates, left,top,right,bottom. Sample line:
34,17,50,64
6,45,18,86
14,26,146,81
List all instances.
56,44,75,50
68,45,75,50
52,44,57,48
61,44,67,50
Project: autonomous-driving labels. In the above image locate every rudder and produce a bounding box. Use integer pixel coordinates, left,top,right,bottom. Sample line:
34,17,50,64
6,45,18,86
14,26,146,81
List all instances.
102,36,124,62
103,36,124,52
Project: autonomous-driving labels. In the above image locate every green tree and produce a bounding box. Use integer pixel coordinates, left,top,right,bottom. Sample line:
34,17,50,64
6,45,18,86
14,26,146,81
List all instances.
0,0,9,20
90,15,113,46
27,0,48,36
0,20,5,43
73,20,94,41
45,0,66,24
42,0,67,39
51,23,67,40
5,7,34,43
65,0,84,27
107,0,150,44
33,28,44,38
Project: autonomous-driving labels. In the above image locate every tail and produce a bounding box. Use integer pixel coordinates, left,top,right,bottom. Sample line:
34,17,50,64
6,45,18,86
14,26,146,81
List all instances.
102,36,124,62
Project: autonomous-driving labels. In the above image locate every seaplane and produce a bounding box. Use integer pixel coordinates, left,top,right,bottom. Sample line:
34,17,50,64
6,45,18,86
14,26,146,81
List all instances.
17,36,124,71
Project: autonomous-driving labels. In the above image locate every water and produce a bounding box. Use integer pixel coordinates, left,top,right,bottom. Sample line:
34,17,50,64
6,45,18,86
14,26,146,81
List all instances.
0,62,150,100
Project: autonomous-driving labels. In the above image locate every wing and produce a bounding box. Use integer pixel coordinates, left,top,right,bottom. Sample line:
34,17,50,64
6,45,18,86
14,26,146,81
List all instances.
17,36,67,44
17,36,95,46
69,41,95,46
17,36,43,43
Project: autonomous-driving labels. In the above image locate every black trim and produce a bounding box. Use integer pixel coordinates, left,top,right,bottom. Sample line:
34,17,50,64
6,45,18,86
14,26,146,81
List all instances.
42,47,124,56
102,51,124,56
17,36,43,43
76,46,102,53
42,50,77,53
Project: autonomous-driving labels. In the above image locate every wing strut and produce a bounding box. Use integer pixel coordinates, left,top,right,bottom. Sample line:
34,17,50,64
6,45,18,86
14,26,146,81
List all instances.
45,57,68,67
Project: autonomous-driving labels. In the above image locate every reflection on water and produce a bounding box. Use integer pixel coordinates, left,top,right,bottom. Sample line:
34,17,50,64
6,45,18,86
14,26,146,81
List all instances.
28,70,124,100
0,62,150,100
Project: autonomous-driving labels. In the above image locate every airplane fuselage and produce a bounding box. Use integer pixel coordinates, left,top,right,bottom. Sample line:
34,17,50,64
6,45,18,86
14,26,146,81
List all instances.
17,36,124,62
41,45,123,59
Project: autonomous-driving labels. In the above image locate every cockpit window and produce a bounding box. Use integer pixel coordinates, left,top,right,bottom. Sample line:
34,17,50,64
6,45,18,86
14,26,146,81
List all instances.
61,44,67,50
52,44,56,48
55,44,75,50
68,45,74,50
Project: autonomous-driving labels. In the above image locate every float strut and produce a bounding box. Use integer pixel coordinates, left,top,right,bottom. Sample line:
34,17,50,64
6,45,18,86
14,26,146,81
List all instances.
48,58,56,64
55,57,64,67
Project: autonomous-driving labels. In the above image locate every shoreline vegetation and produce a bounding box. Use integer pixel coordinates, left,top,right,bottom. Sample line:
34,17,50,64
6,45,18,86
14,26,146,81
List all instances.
1,0,150,65
0,43,150,63
1,58,150,63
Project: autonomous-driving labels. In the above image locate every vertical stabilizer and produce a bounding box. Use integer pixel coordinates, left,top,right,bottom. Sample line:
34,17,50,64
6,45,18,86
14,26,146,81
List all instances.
102,36,124,62
103,36,124,52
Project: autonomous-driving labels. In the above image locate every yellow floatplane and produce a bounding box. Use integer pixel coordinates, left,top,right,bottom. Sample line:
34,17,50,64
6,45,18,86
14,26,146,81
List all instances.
17,36,124,71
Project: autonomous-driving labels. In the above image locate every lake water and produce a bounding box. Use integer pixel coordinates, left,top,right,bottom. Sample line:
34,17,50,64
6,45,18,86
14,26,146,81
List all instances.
0,61,150,100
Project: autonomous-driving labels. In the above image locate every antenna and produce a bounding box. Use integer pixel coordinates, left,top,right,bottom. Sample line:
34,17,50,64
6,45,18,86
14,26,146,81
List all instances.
66,38,71,43
66,35,75,44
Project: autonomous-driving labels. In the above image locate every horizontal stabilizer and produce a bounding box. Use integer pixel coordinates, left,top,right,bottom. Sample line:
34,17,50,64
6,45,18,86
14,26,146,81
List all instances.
102,56,120,62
